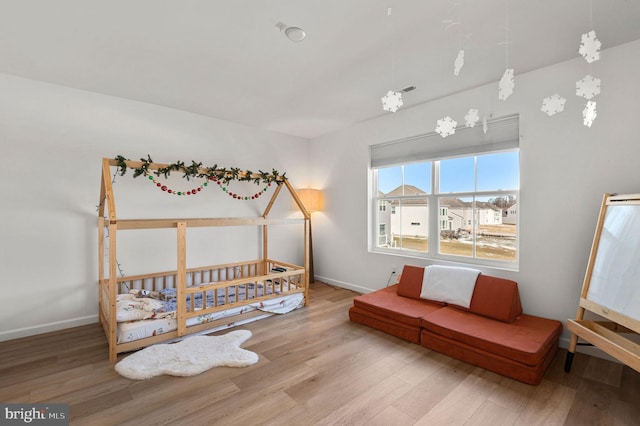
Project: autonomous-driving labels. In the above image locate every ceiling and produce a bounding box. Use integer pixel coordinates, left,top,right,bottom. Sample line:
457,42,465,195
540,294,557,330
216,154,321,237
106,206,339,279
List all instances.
1,0,640,139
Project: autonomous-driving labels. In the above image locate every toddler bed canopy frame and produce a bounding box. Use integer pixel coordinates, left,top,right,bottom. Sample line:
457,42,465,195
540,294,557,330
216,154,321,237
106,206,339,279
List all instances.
98,157,310,360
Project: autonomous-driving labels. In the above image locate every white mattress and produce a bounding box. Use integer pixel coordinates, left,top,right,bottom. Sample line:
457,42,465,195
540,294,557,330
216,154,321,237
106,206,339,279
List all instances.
117,292,304,344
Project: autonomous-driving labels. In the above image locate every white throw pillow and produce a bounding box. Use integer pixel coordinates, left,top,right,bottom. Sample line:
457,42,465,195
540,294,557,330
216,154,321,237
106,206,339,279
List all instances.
420,265,481,308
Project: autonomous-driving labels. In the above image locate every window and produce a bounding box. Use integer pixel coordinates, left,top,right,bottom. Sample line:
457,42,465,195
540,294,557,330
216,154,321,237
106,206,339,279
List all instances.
370,115,519,268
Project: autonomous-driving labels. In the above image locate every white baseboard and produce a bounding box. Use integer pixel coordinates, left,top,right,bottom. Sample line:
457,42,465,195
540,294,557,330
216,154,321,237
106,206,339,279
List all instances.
559,335,570,349
314,275,372,294
0,315,98,342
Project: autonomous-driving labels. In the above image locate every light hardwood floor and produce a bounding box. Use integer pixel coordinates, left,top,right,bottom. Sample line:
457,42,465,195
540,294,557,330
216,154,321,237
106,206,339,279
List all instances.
1,282,639,425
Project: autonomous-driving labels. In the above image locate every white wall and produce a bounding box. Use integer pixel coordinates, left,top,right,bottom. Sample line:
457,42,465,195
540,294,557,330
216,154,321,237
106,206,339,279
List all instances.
309,39,640,348
0,74,309,341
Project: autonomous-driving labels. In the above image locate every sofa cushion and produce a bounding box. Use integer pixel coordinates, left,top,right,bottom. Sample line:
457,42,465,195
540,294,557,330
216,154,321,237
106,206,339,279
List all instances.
349,306,422,344
465,275,523,323
352,284,443,327
420,328,559,385
396,265,428,300
398,266,519,323
421,307,562,366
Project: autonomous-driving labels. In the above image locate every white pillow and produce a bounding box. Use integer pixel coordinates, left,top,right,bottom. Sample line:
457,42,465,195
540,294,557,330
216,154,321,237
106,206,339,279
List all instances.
420,265,481,308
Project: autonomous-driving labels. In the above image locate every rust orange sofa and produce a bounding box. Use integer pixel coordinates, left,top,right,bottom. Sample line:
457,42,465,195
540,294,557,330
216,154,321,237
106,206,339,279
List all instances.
349,265,562,385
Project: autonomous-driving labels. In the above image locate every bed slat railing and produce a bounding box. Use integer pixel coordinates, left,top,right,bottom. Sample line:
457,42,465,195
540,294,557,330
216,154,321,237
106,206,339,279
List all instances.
112,260,304,307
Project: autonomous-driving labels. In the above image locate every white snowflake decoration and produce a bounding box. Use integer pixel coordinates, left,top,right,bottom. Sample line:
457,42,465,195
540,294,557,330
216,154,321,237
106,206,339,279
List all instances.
454,50,465,76
464,108,479,127
381,90,403,113
435,116,457,138
498,69,515,101
579,30,601,63
583,101,597,127
576,75,601,100
482,116,488,134
541,94,566,116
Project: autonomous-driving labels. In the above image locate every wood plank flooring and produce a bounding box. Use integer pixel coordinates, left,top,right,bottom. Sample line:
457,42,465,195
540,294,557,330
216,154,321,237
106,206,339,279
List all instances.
1,282,639,425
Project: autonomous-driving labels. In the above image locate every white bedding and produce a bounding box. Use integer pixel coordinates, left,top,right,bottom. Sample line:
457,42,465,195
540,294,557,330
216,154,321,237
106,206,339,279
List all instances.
117,292,304,344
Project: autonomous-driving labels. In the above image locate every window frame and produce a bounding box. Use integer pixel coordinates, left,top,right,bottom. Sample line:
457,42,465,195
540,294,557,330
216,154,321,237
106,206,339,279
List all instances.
370,149,520,270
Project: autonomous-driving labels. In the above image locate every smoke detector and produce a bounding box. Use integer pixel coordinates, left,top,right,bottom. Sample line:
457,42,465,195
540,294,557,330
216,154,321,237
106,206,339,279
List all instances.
275,22,306,42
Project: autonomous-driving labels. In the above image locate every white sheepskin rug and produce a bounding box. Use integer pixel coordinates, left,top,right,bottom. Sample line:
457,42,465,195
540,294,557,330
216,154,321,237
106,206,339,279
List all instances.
114,330,258,380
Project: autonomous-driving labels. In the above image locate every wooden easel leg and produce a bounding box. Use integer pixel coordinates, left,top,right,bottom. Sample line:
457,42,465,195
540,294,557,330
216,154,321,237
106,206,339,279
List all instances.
564,350,575,372
565,306,585,372
564,334,579,372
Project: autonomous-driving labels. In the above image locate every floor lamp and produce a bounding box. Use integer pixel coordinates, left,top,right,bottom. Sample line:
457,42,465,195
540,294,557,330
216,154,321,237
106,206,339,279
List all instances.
297,188,322,284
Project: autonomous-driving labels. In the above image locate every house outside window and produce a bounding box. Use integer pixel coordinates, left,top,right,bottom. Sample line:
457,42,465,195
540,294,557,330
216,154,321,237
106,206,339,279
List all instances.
369,115,519,269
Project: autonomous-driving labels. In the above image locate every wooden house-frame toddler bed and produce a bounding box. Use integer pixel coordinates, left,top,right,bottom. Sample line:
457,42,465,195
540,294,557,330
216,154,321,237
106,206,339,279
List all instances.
98,157,310,360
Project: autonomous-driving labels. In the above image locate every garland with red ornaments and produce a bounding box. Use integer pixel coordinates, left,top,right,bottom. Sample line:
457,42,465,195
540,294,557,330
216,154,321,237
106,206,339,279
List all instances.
114,155,284,200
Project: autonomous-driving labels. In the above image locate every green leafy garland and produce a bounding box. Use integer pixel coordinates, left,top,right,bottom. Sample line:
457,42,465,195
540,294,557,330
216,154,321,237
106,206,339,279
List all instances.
114,155,286,199
115,155,285,183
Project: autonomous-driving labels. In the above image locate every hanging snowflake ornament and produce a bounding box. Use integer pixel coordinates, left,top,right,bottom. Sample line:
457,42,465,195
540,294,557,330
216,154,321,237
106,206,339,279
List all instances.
583,101,597,127
541,94,567,116
579,30,601,63
435,116,457,138
454,50,465,76
576,75,601,100
381,90,403,112
498,69,515,101
464,108,479,127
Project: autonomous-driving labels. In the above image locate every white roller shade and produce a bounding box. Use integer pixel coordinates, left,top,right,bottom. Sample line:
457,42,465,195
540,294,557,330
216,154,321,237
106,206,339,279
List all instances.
370,114,519,168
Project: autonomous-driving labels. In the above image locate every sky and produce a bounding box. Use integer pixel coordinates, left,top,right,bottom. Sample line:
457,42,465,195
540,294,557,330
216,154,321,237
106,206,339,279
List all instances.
377,151,519,194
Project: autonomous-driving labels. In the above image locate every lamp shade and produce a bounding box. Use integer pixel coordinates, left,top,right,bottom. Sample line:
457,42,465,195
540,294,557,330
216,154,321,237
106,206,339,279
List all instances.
297,188,323,212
